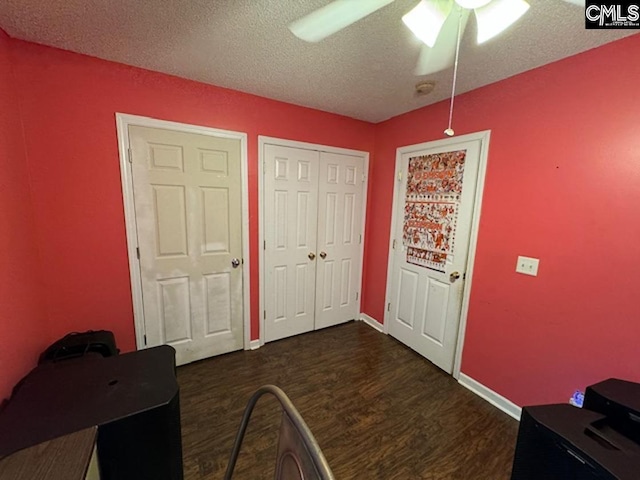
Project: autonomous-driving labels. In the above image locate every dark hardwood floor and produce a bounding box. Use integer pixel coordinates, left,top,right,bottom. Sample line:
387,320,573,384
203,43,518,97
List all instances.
177,321,518,479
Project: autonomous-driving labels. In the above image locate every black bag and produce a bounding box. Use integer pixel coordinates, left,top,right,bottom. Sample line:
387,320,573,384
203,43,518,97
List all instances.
39,330,119,364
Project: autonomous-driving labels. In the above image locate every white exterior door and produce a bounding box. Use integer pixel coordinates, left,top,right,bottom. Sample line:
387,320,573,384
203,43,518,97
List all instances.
387,135,484,373
263,143,366,342
315,152,365,329
129,125,244,365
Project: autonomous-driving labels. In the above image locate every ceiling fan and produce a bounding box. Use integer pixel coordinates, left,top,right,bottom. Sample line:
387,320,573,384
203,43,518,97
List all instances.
289,0,586,76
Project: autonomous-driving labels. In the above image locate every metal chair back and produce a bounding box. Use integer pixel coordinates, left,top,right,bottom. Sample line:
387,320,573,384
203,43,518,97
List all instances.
224,385,335,480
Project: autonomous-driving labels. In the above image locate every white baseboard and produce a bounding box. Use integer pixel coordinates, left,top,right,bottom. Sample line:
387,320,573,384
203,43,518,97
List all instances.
458,373,522,421
360,313,384,333
249,339,261,350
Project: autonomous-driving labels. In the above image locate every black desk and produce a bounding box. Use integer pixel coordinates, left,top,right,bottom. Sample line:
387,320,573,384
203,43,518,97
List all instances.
0,345,182,479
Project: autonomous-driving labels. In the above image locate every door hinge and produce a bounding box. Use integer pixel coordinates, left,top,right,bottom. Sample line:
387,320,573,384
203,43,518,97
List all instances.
356,292,359,301
263,310,266,320
387,302,391,312
397,170,402,181
362,173,366,183
136,247,140,259
143,334,147,346
392,239,397,250
463,273,466,280
359,234,362,244
127,147,133,163
263,240,266,250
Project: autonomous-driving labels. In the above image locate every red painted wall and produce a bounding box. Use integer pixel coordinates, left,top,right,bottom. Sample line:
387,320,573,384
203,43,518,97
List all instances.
5,30,639,408
0,30,47,401
365,34,640,406
10,40,375,352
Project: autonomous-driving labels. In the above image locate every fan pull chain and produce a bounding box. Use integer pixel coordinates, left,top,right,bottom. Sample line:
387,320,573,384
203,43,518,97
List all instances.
445,8,464,137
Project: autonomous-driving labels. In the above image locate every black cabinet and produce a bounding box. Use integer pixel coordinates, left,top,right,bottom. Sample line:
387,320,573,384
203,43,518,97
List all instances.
511,379,640,480
0,346,183,480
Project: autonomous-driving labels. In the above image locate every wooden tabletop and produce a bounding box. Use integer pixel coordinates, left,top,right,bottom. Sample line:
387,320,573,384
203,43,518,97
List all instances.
0,427,97,479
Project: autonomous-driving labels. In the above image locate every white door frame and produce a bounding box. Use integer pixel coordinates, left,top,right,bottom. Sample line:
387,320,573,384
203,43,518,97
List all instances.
116,113,252,351
383,130,490,379
258,136,370,346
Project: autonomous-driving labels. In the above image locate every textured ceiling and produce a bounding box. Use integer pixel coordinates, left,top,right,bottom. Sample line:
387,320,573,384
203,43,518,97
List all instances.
0,0,636,122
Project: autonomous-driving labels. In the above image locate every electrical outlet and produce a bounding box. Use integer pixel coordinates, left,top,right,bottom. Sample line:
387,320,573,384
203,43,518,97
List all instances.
516,256,539,276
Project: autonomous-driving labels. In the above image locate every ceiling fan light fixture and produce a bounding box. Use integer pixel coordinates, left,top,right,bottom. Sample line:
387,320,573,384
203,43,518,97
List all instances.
402,0,452,48
474,0,530,44
454,0,491,9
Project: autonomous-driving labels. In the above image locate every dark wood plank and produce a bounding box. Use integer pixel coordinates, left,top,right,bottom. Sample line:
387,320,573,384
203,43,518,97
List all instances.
177,321,518,479
0,426,96,479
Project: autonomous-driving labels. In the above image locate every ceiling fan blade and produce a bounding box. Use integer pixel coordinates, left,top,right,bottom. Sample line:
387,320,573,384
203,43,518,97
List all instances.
288,0,395,42
454,0,491,7
561,0,585,5
402,0,452,48
415,9,470,76
474,0,530,44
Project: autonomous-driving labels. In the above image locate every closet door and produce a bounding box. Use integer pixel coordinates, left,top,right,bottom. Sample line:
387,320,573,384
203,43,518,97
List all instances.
315,152,365,329
263,145,319,342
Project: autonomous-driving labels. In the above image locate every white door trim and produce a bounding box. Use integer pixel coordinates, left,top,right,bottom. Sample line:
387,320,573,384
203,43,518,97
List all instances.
383,130,490,379
116,113,251,351
258,136,370,346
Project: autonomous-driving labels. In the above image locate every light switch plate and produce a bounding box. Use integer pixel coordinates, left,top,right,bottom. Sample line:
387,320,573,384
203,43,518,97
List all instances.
516,256,539,276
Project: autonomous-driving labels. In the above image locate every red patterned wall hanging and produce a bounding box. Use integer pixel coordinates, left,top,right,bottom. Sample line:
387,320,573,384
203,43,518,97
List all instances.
403,150,466,271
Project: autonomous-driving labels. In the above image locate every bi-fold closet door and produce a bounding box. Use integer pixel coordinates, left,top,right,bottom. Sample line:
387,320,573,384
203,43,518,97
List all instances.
263,143,366,343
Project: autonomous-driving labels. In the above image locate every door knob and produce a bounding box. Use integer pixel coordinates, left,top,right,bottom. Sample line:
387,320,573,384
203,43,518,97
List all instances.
308,252,316,260
231,258,240,268
449,271,461,283
319,251,327,259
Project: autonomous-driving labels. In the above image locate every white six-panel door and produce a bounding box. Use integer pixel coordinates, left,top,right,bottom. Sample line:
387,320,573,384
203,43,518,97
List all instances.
263,144,320,342
387,136,483,373
315,152,365,329
263,143,366,342
129,125,244,365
